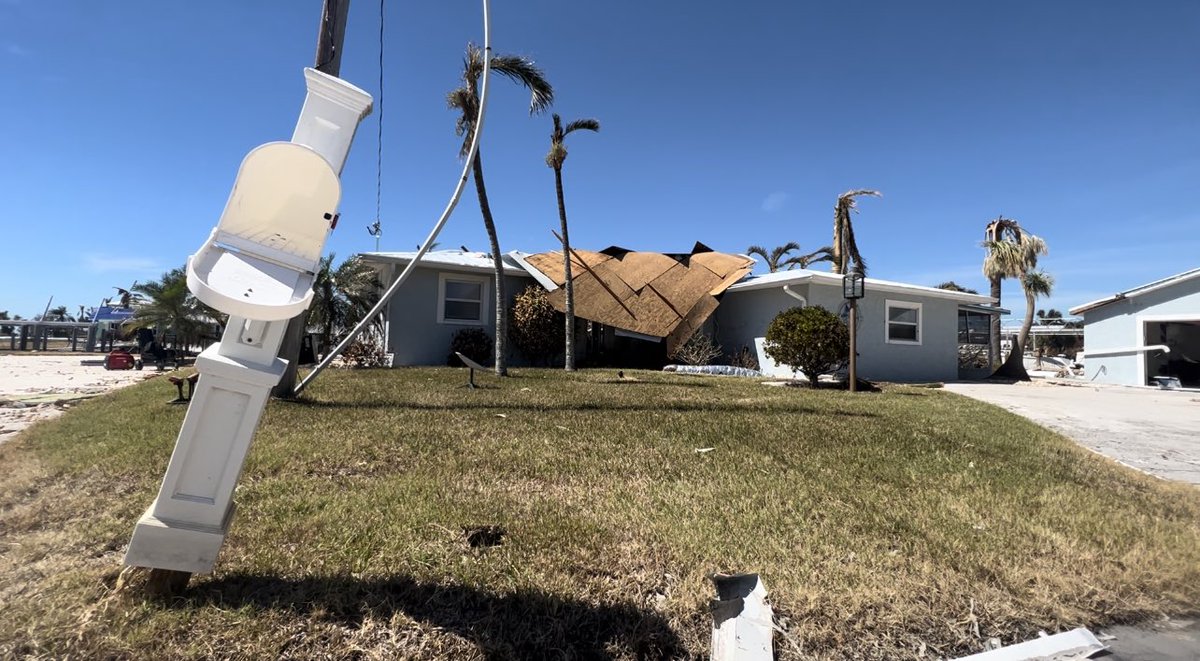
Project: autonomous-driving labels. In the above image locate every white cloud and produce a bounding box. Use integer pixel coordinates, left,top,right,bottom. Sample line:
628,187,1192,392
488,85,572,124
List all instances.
83,255,162,274
761,192,789,213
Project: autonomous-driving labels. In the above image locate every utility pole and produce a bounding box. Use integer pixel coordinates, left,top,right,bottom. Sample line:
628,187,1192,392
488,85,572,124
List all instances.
274,0,352,399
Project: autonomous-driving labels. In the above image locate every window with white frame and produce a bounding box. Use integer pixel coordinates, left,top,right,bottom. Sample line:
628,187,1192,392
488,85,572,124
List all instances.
885,300,922,344
438,273,488,324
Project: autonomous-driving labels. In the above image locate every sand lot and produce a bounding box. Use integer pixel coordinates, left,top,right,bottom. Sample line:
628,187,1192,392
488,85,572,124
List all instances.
0,354,158,441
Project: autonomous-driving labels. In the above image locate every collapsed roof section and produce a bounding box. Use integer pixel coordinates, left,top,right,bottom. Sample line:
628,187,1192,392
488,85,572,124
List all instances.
518,242,754,352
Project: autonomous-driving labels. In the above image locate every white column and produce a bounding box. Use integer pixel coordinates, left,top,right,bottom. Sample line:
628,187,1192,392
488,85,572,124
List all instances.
124,70,371,575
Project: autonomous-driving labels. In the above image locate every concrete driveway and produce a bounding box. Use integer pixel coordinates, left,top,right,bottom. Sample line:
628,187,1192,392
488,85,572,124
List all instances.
943,381,1200,485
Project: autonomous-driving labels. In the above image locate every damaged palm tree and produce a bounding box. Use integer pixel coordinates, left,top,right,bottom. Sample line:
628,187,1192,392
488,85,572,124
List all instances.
448,43,554,376
830,189,880,276
982,217,1048,377
546,113,599,371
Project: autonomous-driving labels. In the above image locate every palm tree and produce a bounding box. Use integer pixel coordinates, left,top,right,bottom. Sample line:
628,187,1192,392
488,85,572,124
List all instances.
307,254,382,358
746,242,836,273
981,217,1048,368
546,113,598,372
1018,270,1054,357
448,43,554,376
935,281,979,294
127,267,211,350
831,190,881,275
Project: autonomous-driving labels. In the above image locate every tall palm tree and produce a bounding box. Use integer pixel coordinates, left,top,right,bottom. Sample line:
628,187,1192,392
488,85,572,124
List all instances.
831,190,881,275
1018,270,1054,357
746,242,835,273
307,254,383,358
448,43,554,376
128,267,210,350
546,113,598,372
981,217,1047,368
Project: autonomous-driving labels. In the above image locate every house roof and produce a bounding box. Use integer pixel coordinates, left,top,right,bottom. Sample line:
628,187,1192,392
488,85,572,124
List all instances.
516,245,754,350
1068,267,1200,316
358,250,531,276
726,269,998,305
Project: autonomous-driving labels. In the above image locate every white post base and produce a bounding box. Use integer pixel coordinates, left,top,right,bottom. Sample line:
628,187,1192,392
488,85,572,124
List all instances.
125,501,237,574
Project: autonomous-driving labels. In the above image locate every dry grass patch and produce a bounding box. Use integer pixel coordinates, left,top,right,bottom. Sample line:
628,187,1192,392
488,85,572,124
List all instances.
1,368,1198,659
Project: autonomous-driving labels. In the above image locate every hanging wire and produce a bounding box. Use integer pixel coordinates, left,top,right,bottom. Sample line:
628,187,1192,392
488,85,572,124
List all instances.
295,0,495,396
374,0,385,245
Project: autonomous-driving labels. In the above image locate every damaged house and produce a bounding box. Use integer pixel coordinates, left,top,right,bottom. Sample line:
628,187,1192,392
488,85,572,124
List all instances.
359,244,1002,382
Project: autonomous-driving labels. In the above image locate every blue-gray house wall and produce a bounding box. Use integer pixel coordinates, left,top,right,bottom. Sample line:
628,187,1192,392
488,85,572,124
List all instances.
715,283,962,382
379,265,533,367
1080,279,1200,386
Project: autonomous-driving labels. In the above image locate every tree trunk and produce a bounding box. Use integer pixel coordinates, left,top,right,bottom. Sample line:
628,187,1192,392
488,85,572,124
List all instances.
554,166,575,371
1017,285,1035,357
831,215,843,274
989,276,1002,370
472,150,507,376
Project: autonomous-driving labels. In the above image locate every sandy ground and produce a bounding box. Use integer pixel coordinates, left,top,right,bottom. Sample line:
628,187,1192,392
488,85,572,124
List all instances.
0,354,159,441
944,379,1200,485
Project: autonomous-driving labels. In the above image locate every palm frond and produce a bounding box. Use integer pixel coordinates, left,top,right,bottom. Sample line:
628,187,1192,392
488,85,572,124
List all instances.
488,54,554,114
564,118,600,135
1022,270,1054,297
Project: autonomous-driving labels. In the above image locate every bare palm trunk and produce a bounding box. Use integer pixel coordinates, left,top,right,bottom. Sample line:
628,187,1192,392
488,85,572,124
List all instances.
472,150,507,376
831,217,843,274
989,276,1002,370
554,166,575,371
1018,286,1036,358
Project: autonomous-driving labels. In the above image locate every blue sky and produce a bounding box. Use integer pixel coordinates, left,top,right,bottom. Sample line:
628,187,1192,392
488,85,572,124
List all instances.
2,1,1198,323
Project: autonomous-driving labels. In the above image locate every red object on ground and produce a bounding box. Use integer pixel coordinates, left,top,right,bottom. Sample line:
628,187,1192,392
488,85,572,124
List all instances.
104,349,136,370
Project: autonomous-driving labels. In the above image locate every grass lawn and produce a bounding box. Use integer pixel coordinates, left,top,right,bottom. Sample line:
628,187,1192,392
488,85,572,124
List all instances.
1,367,1198,660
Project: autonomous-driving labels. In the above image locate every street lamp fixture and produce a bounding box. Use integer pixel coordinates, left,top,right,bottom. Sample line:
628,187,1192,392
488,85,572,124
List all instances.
842,271,864,300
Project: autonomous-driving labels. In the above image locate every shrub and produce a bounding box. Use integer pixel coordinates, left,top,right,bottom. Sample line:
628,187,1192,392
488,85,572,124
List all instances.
728,345,760,371
765,306,848,387
669,331,723,365
448,327,492,367
509,285,564,365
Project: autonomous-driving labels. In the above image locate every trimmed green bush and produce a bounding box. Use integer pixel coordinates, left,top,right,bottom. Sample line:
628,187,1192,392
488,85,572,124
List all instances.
765,306,848,387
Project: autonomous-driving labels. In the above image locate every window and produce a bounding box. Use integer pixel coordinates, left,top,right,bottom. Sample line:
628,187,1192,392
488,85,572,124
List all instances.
438,274,488,324
886,300,922,345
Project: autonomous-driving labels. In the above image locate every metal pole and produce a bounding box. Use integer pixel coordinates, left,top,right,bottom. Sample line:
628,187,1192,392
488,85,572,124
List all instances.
849,299,857,392
274,0,352,399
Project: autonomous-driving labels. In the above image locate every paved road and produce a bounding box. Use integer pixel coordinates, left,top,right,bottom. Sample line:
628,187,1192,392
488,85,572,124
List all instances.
943,380,1200,485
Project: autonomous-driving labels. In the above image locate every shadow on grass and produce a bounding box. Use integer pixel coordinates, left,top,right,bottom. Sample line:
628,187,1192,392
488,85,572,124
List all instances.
179,572,688,660
283,399,879,417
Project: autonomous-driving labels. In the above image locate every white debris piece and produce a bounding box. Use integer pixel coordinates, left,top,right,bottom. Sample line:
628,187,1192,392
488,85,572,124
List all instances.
954,627,1106,661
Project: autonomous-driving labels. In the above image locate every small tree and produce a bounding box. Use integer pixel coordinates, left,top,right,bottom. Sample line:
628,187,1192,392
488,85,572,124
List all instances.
765,306,849,388
509,285,564,365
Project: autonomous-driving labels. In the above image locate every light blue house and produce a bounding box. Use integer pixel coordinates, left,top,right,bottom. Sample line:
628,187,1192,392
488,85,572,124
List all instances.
360,249,1005,383
1070,268,1200,388
715,270,999,382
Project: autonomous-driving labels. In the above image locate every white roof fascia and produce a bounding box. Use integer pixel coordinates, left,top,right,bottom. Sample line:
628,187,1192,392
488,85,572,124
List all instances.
508,251,560,291
1069,267,1200,316
359,251,528,277
727,269,996,305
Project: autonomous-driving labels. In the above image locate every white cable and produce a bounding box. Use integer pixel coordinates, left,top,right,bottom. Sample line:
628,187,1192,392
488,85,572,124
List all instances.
294,0,493,396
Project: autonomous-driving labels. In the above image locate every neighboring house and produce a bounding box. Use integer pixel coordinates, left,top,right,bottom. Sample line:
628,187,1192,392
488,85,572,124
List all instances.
716,270,1000,382
1069,268,1200,388
359,247,1005,383
359,250,533,366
